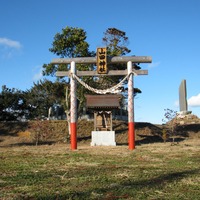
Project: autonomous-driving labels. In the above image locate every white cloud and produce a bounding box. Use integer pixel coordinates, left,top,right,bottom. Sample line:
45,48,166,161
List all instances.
33,66,43,82
147,61,160,69
188,93,200,107
0,37,22,49
174,100,179,107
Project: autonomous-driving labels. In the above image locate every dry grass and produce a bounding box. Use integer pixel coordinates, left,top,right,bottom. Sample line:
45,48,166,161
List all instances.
1,121,200,199
1,138,200,199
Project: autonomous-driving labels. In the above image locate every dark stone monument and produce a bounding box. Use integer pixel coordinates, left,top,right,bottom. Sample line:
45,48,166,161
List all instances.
179,79,191,115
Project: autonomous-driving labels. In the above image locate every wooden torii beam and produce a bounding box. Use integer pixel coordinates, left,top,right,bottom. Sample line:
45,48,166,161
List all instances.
53,56,150,77
56,69,148,77
52,56,152,150
52,56,152,64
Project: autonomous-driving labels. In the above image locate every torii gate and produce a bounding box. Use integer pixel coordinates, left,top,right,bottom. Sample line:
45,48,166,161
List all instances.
51,50,152,150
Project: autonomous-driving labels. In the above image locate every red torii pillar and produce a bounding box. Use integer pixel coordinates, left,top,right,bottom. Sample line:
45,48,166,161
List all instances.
70,61,77,150
127,61,135,150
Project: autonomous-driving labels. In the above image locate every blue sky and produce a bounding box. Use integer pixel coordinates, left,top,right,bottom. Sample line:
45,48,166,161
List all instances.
0,0,200,124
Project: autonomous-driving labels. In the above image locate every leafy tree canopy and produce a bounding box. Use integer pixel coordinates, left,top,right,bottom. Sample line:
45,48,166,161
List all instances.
0,85,26,121
42,26,95,77
25,79,67,119
103,27,131,56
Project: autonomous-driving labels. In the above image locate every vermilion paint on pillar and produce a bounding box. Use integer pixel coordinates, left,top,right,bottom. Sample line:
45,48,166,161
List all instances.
128,122,135,150
70,122,77,150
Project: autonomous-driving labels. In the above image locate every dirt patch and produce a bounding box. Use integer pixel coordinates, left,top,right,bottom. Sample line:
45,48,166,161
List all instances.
0,120,200,147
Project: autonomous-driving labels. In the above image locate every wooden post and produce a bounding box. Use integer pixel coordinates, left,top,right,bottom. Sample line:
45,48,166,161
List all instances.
94,112,97,131
110,112,113,131
127,61,135,150
70,61,77,150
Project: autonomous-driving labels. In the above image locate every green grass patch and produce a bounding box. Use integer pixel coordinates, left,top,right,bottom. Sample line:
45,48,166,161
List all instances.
0,141,200,199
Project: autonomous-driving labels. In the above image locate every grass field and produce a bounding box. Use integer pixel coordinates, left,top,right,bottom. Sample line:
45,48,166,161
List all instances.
1,138,200,200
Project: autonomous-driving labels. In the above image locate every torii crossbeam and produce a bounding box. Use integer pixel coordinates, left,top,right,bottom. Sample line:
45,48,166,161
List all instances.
52,55,152,150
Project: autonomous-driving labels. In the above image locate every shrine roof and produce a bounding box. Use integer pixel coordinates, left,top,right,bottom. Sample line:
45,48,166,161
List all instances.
86,95,121,109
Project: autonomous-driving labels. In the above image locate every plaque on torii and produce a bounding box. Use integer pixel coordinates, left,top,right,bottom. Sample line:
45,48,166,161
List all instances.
97,47,107,74
52,48,152,150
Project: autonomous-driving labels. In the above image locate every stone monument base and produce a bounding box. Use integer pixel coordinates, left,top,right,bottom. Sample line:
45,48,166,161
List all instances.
177,111,192,116
91,131,116,146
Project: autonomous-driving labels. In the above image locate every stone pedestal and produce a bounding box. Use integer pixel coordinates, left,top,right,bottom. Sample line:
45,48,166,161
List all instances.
91,131,116,146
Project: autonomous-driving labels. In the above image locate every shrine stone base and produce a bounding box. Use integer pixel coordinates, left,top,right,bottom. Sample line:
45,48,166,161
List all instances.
91,131,116,146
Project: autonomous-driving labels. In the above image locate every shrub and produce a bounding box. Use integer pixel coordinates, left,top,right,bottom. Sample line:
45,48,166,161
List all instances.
28,120,53,146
